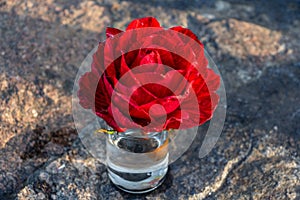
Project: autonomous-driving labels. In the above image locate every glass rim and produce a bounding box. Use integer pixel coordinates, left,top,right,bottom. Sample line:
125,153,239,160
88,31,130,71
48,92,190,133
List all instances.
116,129,169,138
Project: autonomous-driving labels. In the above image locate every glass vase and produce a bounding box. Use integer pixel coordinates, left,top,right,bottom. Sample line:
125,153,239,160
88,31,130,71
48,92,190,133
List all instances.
106,129,169,193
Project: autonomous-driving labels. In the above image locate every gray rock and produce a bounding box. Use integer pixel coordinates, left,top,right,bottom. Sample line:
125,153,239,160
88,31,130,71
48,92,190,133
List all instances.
0,0,299,199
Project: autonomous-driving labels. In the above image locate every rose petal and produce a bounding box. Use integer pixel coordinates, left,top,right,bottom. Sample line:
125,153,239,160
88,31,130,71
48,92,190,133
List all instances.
78,71,100,110
170,26,203,47
205,69,221,91
91,42,105,75
140,50,162,65
126,17,161,30
106,27,123,39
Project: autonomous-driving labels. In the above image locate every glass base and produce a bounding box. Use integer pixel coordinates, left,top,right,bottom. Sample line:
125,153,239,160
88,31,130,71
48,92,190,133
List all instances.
108,165,168,194
107,155,168,194
111,173,167,194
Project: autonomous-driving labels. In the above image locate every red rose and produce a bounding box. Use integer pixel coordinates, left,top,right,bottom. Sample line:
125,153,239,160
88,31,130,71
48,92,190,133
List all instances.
78,17,220,132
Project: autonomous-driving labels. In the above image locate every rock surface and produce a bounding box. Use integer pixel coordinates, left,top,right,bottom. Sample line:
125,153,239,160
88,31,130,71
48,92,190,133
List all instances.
0,0,299,199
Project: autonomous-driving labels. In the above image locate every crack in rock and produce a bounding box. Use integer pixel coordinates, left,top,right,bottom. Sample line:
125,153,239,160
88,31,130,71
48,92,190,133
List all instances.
189,137,254,200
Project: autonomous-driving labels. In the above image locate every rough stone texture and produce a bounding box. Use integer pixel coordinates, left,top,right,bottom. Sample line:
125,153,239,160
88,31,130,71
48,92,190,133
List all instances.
0,0,299,199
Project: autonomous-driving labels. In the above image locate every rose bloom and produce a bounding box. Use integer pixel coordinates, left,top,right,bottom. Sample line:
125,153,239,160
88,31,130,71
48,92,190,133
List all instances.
78,17,220,132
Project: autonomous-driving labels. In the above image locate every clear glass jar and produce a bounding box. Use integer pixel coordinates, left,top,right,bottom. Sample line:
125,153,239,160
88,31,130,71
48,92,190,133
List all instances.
106,129,169,193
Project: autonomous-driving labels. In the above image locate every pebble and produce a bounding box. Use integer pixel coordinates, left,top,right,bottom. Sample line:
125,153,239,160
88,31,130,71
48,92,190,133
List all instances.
32,109,38,117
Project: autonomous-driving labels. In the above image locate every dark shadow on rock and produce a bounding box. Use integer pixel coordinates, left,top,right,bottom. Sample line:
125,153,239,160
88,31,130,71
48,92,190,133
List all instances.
0,10,99,95
123,0,300,31
228,63,300,139
0,125,77,199
120,0,215,11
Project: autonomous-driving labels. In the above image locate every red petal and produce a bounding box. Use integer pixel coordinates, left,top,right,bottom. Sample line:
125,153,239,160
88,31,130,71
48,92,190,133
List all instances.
78,71,100,110
205,69,221,91
91,42,105,75
126,17,161,30
170,26,203,47
106,27,123,39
